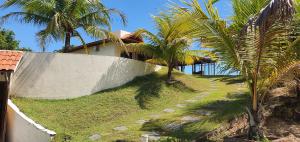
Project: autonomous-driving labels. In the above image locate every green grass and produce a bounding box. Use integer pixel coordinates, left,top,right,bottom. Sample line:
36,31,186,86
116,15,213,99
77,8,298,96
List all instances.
12,69,250,142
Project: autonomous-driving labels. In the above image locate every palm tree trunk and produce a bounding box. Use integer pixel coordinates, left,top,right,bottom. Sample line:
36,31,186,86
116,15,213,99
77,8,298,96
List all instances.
248,64,262,140
167,65,173,83
296,77,300,98
64,32,71,53
247,82,261,140
252,78,258,112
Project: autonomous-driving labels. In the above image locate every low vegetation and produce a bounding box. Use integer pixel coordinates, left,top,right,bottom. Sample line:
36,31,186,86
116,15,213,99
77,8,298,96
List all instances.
173,0,299,139
12,69,248,141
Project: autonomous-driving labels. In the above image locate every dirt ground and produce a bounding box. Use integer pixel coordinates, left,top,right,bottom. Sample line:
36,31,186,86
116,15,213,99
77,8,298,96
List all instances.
199,86,300,142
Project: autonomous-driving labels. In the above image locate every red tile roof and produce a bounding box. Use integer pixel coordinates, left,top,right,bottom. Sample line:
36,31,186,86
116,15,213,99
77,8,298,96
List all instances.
0,50,23,72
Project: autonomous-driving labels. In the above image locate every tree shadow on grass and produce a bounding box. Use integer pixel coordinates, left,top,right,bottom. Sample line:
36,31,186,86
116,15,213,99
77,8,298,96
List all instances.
134,73,197,109
186,92,250,122
193,75,244,85
215,77,245,85
140,92,250,140
134,73,164,109
140,118,211,140
91,71,197,109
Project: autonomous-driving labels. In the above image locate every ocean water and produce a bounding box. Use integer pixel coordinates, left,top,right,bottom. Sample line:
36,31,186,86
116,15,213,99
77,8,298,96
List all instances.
182,63,239,76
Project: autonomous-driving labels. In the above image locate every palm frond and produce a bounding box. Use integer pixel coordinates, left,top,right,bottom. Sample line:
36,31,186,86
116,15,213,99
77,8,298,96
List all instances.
73,30,89,54
0,0,29,8
267,61,300,87
133,29,162,47
0,12,51,26
255,0,295,31
0,0,125,51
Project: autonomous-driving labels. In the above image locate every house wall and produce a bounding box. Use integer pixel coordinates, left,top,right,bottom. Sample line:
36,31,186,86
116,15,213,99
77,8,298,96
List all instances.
10,52,160,99
7,99,55,142
71,43,121,57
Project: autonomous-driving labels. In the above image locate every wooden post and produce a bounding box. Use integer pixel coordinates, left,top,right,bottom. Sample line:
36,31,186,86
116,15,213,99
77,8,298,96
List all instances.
0,72,10,142
208,63,210,76
192,65,194,73
182,66,185,72
214,63,216,76
201,63,204,75
203,64,205,75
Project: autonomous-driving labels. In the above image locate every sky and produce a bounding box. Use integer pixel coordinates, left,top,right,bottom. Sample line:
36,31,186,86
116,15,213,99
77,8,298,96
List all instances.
0,0,233,74
0,0,233,52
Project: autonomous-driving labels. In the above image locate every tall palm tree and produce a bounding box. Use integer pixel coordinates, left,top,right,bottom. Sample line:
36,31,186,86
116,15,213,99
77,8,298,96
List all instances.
128,14,200,83
175,0,298,139
0,0,126,52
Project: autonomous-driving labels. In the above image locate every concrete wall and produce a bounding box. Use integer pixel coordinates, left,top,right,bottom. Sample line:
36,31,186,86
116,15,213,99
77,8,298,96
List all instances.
10,52,160,99
7,99,55,142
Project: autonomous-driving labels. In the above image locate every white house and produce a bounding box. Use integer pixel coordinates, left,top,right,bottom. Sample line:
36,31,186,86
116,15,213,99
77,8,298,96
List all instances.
67,30,144,60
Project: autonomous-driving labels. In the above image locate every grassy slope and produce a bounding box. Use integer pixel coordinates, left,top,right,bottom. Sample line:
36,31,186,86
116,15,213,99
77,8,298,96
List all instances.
12,69,249,142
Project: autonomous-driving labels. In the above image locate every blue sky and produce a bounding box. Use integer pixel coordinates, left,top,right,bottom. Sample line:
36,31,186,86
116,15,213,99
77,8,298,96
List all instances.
0,0,233,52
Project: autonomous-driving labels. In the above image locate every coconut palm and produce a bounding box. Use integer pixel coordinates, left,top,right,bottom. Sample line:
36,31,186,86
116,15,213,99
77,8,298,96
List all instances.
174,0,299,139
0,0,126,52
128,14,199,83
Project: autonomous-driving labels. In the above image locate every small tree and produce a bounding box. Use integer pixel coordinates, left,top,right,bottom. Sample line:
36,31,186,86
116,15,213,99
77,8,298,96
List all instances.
129,14,198,83
0,28,31,51
175,0,298,139
0,28,19,50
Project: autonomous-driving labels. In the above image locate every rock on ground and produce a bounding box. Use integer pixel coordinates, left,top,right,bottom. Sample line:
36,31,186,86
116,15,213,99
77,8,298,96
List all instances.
89,134,101,141
196,110,212,116
185,100,197,103
181,116,200,123
136,119,149,125
113,126,128,131
143,132,160,141
176,104,187,108
163,122,182,131
163,108,175,113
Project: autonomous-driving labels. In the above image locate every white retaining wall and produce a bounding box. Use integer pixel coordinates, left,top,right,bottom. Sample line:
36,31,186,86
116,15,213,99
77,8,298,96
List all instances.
7,99,56,142
10,52,160,99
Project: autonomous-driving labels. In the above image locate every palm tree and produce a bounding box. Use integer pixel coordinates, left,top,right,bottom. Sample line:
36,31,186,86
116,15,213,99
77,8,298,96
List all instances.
0,0,126,52
128,14,199,83
175,0,298,139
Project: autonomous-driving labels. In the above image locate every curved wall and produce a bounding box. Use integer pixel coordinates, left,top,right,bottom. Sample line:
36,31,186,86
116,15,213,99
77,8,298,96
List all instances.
7,99,56,142
10,53,160,99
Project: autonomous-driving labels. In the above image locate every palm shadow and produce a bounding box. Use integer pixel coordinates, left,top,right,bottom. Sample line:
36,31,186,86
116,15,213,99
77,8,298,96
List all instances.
134,73,197,109
215,77,245,85
193,75,244,85
187,93,250,122
141,118,206,140
90,71,197,109
134,73,163,109
140,92,250,140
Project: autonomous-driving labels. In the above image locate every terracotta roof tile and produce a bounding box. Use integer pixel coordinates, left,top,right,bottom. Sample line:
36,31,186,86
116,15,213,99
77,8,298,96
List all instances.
0,50,23,72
